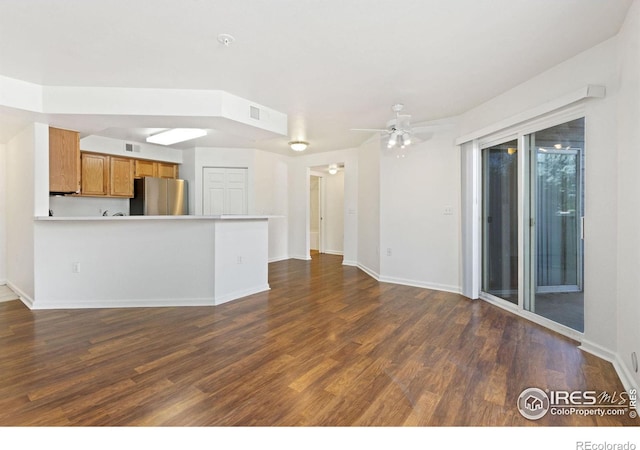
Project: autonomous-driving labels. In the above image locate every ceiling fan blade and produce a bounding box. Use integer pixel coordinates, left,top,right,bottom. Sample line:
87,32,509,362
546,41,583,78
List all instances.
350,128,389,133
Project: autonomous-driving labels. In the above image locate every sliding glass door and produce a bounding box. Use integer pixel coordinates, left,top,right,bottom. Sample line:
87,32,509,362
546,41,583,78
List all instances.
526,118,585,331
482,139,519,305
480,118,585,332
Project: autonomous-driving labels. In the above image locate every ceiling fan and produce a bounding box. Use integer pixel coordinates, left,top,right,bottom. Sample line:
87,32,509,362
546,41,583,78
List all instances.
351,103,414,151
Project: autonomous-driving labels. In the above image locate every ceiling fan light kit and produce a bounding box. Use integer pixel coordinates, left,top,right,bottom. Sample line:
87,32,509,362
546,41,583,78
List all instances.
351,103,415,155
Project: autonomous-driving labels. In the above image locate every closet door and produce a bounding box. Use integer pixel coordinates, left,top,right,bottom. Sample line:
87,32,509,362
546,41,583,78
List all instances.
202,167,248,215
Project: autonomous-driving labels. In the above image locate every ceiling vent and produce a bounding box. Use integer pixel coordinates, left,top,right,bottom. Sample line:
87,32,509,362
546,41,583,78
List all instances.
125,143,141,153
250,106,260,120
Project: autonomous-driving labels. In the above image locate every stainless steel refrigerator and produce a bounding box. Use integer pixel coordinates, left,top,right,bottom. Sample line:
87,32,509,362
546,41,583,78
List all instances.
130,177,188,215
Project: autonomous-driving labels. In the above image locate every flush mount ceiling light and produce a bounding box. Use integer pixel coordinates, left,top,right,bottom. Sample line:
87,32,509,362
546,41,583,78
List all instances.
328,164,338,175
289,141,309,152
146,128,207,146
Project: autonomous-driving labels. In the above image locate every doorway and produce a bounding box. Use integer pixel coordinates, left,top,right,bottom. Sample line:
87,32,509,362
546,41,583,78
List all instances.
309,174,323,253
309,164,345,259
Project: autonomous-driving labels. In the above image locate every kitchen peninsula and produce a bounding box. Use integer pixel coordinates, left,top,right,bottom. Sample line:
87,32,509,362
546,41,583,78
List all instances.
31,215,269,309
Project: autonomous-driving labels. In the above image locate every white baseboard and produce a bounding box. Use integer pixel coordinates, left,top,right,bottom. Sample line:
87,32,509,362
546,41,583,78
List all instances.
613,355,639,393
290,255,312,261
342,259,358,267
31,297,216,309
0,285,18,303
324,250,344,256
356,263,380,280
268,255,289,263
26,285,270,310
579,339,617,363
580,339,639,393
214,284,270,306
378,275,461,295
6,281,34,309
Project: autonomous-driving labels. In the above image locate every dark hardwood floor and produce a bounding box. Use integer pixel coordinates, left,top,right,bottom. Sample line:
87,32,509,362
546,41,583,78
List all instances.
0,254,636,426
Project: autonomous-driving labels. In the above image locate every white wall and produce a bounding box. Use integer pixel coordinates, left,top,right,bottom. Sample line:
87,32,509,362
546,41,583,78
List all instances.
0,144,6,283
189,147,256,216
180,148,197,214
357,138,380,276
456,37,619,138
324,171,344,255
79,135,183,163
6,123,49,302
456,37,620,356
288,148,358,264
180,147,289,262
379,123,461,293
615,0,640,390
32,218,269,308
254,150,289,262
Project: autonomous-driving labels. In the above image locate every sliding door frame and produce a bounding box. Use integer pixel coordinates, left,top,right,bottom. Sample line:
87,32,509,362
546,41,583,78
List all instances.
473,105,587,341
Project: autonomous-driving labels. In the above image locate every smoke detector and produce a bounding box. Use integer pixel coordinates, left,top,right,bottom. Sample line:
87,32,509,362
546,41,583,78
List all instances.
217,34,235,46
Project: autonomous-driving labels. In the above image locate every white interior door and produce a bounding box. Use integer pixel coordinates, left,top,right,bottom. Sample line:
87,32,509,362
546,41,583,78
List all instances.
203,167,248,215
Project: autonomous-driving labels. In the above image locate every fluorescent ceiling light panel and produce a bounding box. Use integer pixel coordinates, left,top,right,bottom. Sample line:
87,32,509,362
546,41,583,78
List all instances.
146,128,207,145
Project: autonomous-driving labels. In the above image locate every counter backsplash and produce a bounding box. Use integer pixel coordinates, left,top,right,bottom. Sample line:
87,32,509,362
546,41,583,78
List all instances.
49,195,130,217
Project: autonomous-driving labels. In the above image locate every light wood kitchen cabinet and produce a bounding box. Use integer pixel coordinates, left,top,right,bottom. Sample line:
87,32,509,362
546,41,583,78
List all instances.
134,160,178,179
110,157,134,197
134,159,157,178
80,151,178,197
157,162,178,179
49,127,80,193
81,153,109,196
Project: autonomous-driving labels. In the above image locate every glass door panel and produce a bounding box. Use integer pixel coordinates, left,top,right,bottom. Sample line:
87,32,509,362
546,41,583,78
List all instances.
526,118,585,331
482,140,519,305
536,149,581,290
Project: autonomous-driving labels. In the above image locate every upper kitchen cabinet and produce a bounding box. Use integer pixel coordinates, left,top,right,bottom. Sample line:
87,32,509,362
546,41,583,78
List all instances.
110,157,134,197
134,160,178,179
81,153,109,196
134,159,156,178
49,127,80,193
157,162,178,179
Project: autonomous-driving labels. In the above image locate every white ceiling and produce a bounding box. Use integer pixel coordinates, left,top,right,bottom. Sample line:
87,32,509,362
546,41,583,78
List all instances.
0,0,633,154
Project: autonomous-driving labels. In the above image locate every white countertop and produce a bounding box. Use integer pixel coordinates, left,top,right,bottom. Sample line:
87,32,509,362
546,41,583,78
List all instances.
36,214,276,221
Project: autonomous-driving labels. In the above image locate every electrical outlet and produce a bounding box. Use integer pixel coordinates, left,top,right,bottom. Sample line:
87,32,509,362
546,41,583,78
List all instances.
444,207,454,215
386,248,392,257
237,256,243,264
72,262,81,273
